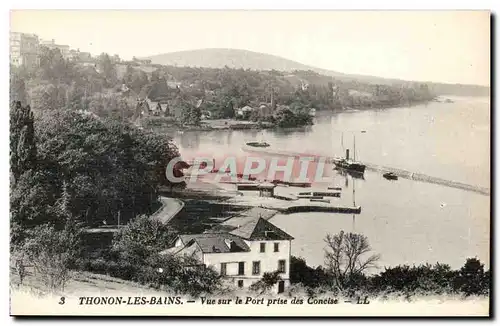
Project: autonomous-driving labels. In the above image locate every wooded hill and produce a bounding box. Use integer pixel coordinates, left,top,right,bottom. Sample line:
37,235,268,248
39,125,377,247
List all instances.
144,48,489,97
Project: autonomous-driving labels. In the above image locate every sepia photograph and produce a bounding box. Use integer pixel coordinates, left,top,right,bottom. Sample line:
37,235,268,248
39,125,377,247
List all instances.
8,9,491,317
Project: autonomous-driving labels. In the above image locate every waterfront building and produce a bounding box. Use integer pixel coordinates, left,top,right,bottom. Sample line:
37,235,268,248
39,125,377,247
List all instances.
145,97,170,116
258,183,276,197
9,32,40,68
163,216,293,294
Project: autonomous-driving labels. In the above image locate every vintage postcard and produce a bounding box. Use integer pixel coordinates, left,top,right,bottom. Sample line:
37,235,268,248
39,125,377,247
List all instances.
9,10,491,317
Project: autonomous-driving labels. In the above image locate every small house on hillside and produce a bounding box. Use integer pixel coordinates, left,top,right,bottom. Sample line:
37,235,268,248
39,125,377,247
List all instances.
235,105,255,118
162,217,294,293
145,98,170,116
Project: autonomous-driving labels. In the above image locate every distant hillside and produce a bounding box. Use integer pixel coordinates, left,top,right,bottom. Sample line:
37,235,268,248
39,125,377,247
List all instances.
144,48,489,97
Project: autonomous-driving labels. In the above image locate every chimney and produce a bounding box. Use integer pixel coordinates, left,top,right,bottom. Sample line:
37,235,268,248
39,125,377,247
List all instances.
345,149,350,160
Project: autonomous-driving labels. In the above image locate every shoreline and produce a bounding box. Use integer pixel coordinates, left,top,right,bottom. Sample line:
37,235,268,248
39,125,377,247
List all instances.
144,98,436,133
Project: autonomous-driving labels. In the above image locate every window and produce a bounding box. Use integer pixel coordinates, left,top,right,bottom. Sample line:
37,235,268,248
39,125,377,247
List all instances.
238,280,244,288
238,262,245,275
220,263,227,276
274,243,279,252
278,260,286,273
252,261,261,275
260,243,266,253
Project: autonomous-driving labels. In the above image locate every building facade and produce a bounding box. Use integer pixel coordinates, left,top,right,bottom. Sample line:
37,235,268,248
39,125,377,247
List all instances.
68,49,93,62
10,32,40,68
40,39,70,59
164,217,293,293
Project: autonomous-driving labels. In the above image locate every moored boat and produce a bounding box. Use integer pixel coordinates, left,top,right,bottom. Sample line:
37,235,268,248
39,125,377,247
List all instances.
333,134,366,174
333,156,366,174
383,172,398,180
246,141,270,148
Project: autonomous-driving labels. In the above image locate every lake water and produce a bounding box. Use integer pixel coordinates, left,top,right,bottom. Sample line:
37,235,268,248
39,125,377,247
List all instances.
170,97,490,270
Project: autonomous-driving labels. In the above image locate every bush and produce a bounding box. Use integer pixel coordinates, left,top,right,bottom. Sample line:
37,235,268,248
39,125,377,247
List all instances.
111,215,177,266
249,271,282,294
21,222,82,291
368,259,490,297
290,256,332,288
454,258,489,296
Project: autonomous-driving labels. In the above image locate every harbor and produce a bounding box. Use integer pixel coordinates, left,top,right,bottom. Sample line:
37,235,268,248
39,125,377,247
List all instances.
241,144,490,196
173,97,490,270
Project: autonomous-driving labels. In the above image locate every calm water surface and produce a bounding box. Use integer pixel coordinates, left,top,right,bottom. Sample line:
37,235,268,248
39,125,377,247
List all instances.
170,97,490,270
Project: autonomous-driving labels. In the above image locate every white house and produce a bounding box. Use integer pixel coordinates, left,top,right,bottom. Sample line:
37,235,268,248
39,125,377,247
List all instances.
163,215,294,293
235,105,255,117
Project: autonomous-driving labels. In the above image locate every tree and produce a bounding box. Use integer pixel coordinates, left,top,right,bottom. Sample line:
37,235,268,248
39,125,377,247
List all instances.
10,101,37,184
28,83,67,111
10,168,62,244
455,258,488,296
97,53,117,87
37,46,71,83
32,109,181,227
10,245,28,286
21,221,82,291
324,231,380,291
111,215,177,266
10,73,28,105
290,256,331,288
179,97,201,126
274,106,312,128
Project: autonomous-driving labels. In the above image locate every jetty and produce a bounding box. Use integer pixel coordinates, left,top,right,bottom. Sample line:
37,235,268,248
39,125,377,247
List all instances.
298,191,341,198
242,145,490,196
276,204,361,215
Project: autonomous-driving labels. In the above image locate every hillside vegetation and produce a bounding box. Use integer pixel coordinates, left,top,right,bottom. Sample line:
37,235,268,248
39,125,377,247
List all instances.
144,48,489,97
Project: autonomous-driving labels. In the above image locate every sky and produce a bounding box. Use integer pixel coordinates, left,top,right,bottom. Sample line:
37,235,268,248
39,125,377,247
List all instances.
10,10,490,86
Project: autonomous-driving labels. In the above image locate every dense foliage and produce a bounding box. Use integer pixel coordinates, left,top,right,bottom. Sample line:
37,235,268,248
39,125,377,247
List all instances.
77,216,222,296
11,47,435,130
290,232,490,298
9,89,215,295
10,105,181,245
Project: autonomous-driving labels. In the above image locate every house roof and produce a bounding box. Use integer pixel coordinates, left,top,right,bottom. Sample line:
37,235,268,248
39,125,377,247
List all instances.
178,233,250,254
158,103,168,112
146,100,158,110
161,243,202,257
166,208,292,256
230,217,294,241
208,209,293,241
206,207,275,232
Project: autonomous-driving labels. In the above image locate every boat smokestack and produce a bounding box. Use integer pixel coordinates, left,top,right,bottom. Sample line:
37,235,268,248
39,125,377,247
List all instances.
346,149,350,160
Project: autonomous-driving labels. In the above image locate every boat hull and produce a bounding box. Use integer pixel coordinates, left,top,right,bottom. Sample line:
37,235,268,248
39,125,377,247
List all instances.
383,173,399,180
333,159,366,174
246,142,270,148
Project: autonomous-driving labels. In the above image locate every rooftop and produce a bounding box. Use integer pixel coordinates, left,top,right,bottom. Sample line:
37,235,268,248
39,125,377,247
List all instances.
179,233,250,253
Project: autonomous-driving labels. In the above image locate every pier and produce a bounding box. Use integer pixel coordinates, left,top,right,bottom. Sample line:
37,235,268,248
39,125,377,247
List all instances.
276,204,361,215
242,145,490,196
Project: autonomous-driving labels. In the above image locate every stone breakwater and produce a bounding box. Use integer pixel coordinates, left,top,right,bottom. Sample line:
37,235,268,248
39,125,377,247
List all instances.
241,145,490,196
